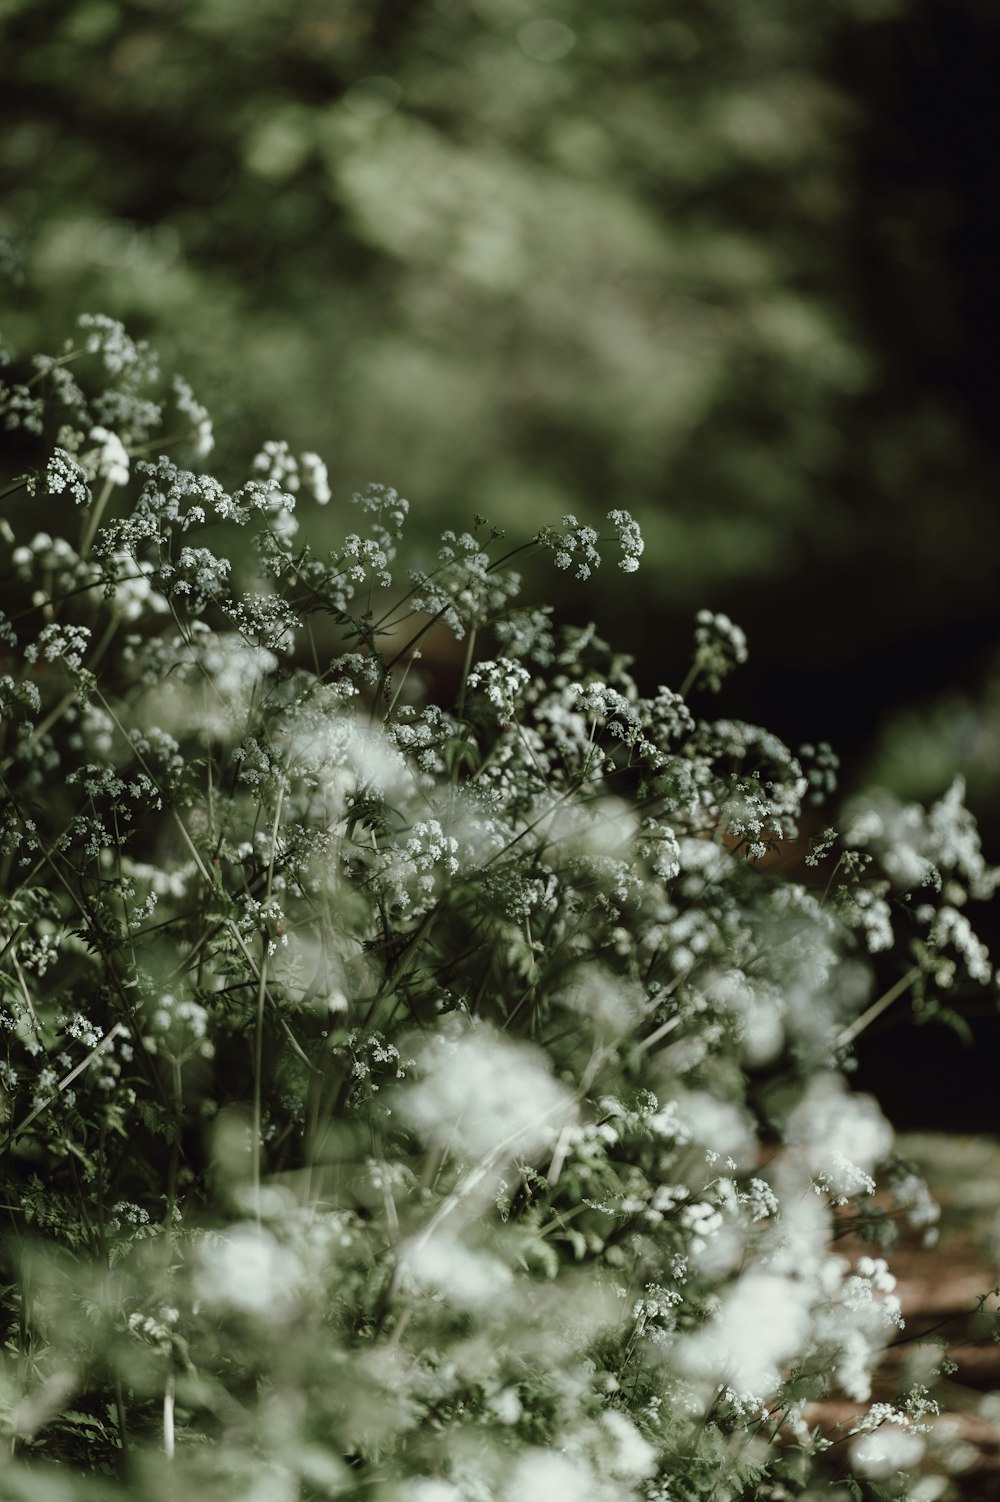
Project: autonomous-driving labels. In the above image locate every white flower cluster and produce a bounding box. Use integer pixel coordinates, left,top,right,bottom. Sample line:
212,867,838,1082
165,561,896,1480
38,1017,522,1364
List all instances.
845,775,999,900
466,657,533,720
3,318,995,1501
78,312,159,381
398,1023,577,1160
58,1010,103,1048
156,543,231,608
252,438,330,504
388,702,453,774
538,508,643,580
842,1255,903,1329
690,610,749,693
357,816,462,918
24,621,92,670
145,991,212,1057
607,508,645,572
172,374,214,459
837,880,894,953
800,739,839,804
84,425,130,487
106,548,169,621
46,445,93,505
342,529,392,586
346,1029,406,1095
916,901,993,986
413,527,520,638
11,531,93,611
14,930,59,978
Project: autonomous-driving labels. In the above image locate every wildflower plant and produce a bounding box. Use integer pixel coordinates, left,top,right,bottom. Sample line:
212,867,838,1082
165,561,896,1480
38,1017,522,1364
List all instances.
0,317,997,1499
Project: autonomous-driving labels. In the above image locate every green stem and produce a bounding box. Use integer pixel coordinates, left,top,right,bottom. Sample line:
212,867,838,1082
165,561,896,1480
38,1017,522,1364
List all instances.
252,937,268,1224
80,476,115,558
252,785,284,1221
454,625,477,725
678,662,699,699
835,964,921,1050
163,1372,175,1461
114,1374,130,1468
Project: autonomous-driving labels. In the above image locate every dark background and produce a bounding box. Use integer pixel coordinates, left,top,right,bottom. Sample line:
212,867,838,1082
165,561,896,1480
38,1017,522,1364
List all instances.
2,0,998,1123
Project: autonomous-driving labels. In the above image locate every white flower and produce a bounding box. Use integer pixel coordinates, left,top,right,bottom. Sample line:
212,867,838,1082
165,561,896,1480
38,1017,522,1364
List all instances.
681,1271,812,1400
399,1231,512,1312
852,1424,925,1478
788,1076,893,1199
46,447,92,505
300,451,331,504
398,1023,577,1161
194,1225,301,1319
86,426,130,487
607,508,644,573
406,1485,466,1502
502,1450,594,1502
489,1388,523,1425
466,657,532,720
79,312,158,378
601,1408,657,1479
691,610,748,692
172,374,214,458
844,777,999,900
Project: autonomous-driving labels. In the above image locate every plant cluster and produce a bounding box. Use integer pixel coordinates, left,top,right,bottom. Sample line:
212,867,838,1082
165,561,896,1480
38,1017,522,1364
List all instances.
0,319,997,1500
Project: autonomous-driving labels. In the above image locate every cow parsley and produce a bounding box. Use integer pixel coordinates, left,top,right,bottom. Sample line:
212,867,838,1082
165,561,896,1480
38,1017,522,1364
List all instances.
0,316,993,1502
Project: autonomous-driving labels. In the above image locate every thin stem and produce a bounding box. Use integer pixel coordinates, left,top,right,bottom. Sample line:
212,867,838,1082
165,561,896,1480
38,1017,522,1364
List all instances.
80,476,115,558
835,965,921,1050
163,1372,175,1461
454,625,477,724
113,1374,130,1467
385,647,423,720
252,936,268,1225
252,784,285,1221
4,1024,126,1149
678,663,699,699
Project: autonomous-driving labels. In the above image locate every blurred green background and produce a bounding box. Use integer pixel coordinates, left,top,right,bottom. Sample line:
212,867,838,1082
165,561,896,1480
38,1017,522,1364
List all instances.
2,0,999,827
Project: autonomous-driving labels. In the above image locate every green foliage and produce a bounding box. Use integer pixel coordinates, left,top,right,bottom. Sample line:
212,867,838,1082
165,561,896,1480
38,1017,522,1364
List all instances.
5,0,999,748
